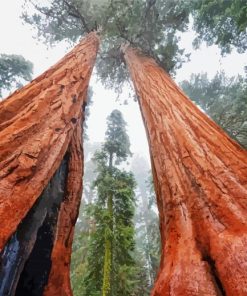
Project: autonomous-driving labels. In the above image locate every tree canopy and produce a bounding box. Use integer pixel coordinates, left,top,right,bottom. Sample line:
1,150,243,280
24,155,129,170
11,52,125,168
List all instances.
192,0,247,54
22,0,190,89
104,109,131,164
0,54,33,97
180,71,247,148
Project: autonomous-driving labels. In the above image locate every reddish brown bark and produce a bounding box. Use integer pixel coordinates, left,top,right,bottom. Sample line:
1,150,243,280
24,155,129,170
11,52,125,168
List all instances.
43,118,83,296
123,47,247,295
0,32,99,253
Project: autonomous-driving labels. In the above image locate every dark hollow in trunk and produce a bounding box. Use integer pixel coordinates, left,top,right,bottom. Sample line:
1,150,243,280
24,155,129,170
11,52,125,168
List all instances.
0,155,69,295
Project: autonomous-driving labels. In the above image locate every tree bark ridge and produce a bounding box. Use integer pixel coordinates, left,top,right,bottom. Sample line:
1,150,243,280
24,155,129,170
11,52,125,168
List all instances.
43,118,83,296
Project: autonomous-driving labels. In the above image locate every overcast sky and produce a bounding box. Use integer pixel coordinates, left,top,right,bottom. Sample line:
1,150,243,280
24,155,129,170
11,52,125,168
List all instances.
0,0,246,163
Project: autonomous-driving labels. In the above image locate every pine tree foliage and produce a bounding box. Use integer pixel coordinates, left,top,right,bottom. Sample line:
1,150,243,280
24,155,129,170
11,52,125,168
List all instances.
192,0,247,54
0,54,33,97
81,110,139,295
71,229,90,295
180,72,247,148
104,109,131,163
22,0,190,89
131,156,160,294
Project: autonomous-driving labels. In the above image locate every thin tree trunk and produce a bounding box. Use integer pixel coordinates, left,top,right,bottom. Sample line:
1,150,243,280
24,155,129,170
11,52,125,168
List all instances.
123,47,247,295
102,229,112,296
102,156,114,296
0,32,99,295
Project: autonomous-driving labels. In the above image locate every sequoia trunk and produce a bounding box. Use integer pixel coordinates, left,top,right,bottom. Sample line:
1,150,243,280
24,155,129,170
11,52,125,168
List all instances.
123,47,247,295
43,118,83,296
0,32,99,295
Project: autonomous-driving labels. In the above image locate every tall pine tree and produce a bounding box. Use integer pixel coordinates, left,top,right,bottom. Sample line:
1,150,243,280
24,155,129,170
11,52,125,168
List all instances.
83,110,138,296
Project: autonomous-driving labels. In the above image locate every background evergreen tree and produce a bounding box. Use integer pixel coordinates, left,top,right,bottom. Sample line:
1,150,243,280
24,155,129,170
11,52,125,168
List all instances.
192,0,247,54
131,156,160,294
180,72,247,148
0,53,33,97
81,109,138,296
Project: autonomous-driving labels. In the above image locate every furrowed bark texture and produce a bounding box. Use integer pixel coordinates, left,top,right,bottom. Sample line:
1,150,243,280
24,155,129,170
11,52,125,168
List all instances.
14,155,69,296
0,32,99,252
0,155,69,296
123,47,247,296
43,119,83,296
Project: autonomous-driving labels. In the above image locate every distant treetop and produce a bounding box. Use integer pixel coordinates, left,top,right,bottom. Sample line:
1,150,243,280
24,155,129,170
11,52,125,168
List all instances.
0,54,33,97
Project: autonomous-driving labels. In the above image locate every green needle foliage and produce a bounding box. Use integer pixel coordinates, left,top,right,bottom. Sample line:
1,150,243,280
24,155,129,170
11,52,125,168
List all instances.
22,0,190,89
0,54,33,97
180,71,247,148
82,110,139,296
131,156,160,294
192,0,247,54
71,229,90,295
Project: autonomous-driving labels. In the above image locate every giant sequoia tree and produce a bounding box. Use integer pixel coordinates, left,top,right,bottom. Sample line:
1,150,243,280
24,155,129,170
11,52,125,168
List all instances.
0,32,99,295
0,1,247,295
123,45,247,295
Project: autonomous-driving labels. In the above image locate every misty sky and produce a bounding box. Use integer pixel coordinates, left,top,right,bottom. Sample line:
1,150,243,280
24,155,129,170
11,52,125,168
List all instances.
0,0,246,163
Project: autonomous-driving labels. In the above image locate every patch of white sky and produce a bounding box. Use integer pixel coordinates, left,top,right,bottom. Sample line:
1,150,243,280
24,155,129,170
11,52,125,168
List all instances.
0,0,246,163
